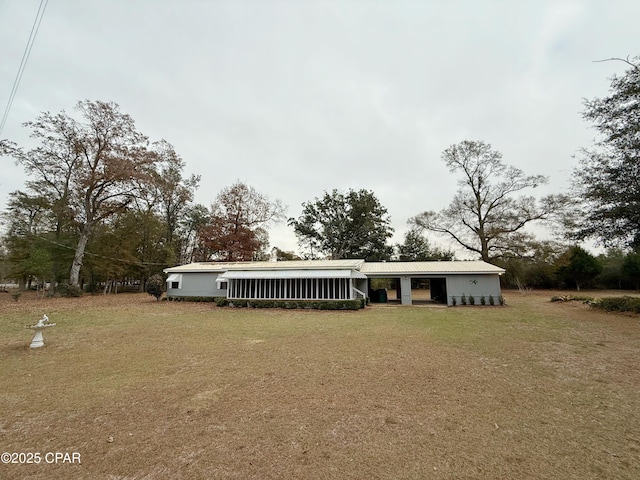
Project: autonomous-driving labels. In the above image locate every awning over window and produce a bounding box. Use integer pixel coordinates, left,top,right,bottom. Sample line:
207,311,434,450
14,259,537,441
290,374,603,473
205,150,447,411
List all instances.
166,273,182,283
217,269,366,281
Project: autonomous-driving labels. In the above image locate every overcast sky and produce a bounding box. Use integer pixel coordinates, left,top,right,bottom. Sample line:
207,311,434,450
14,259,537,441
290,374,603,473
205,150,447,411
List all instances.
1,0,638,256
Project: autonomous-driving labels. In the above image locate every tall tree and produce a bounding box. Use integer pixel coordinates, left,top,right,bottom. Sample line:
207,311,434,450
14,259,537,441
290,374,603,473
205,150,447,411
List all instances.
289,188,394,260
1,190,70,289
147,140,200,259
179,203,209,264
572,56,640,249
396,227,454,261
622,251,640,290
129,140,200,269
496,240,566,290
555,246,602,291
411,140,569,262
1,100,158,287
198,181,285,261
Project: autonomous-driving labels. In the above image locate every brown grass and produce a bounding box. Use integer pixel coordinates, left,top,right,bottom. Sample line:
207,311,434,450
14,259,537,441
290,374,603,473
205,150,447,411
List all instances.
0,289,639,479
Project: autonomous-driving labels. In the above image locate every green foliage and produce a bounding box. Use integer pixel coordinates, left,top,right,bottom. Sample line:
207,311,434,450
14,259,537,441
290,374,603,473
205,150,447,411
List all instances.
57,283,83,298
215,297,229,307
451,294,500,306
146,274,165,301
289,188,394,260
591,296,640,313
555,246,603,291
495,240,566,289
166,296,364,310
222,299,364,310
572,56,640,249
622,252,640,289
396,227,454,261
168,296,217,302
271,247,302,261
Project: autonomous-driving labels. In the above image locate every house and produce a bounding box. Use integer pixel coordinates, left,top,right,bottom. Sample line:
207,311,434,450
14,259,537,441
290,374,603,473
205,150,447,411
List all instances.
163,259,504,306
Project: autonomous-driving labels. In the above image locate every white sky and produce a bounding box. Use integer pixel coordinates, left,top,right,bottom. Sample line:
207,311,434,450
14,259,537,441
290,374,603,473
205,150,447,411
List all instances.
0,0,637,256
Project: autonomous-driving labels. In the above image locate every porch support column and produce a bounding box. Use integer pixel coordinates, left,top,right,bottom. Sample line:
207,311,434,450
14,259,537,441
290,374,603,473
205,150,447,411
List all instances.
400,276,412,305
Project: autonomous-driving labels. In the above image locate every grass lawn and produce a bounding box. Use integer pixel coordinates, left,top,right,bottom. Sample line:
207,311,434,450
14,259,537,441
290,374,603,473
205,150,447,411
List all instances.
1,290,639,479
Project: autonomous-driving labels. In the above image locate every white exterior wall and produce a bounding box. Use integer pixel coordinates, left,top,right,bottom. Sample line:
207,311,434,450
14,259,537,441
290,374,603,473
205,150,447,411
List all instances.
446,275,502,306
353,278,368,299
167,272,227,298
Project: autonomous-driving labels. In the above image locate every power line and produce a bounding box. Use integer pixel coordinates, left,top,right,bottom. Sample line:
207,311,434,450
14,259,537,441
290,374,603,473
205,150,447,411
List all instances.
33,234,171,267
0,0,48,137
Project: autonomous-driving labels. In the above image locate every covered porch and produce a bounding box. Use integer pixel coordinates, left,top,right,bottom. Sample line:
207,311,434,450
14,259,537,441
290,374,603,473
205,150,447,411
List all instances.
218,269,368,301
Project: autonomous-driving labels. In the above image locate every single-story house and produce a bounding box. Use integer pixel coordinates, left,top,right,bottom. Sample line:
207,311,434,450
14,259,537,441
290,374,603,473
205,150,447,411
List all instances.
163,259,504,306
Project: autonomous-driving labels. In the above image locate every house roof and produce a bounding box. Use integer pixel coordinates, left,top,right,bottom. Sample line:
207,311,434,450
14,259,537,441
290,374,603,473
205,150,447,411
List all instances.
361,261,505,276
164,259,504,276
164,259,365,274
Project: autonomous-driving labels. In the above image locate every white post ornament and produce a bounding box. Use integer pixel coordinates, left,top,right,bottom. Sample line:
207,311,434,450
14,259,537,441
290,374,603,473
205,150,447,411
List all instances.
28,314,56,348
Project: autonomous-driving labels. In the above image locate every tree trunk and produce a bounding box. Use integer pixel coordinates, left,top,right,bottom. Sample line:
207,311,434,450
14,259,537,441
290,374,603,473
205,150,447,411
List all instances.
70,228,90,287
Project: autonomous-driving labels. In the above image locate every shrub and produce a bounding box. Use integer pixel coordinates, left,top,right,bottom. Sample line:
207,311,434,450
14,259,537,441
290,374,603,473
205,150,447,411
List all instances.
469,295,475,305
499,295,505,306
489,295,494,306
146,274,164,301
480,296,486,305
591,296,640,313
168,296,216,302
451,296,457,306
167,297,365,310
57,283,83,298
224,299,364,310
461,294,467,305
214,297,229,307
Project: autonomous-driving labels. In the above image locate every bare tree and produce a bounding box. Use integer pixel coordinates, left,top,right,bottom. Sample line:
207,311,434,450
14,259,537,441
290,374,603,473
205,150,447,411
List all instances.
411,140,569,262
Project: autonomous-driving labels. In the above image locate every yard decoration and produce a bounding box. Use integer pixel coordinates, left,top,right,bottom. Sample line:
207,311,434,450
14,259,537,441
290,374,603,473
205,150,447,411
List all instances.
27,314,56,348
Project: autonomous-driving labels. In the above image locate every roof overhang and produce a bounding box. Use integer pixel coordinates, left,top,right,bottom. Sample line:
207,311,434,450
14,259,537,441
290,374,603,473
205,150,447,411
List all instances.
218,269,367,280
361,261,505,276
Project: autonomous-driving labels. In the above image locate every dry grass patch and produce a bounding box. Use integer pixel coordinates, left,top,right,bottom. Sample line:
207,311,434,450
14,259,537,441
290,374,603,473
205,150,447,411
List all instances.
0,290,639,479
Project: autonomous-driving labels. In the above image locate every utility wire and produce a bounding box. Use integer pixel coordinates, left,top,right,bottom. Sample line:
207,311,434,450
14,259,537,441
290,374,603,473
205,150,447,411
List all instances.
0,0,49,137
34,234,172,267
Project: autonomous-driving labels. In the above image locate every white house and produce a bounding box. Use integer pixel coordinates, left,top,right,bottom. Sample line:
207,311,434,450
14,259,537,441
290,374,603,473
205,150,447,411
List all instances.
164,259,505,306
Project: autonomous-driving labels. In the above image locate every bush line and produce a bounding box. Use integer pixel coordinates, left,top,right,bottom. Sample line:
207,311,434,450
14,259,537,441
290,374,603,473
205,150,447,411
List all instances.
590,296,640,314
167,296,366,310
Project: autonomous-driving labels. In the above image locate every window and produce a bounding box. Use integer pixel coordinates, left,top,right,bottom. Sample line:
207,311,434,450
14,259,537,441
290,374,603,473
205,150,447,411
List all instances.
220,281,228,290
171,282,179,289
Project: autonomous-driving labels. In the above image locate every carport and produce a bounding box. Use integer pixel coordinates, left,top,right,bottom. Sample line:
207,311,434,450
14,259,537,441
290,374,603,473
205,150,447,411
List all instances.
360,261,505,306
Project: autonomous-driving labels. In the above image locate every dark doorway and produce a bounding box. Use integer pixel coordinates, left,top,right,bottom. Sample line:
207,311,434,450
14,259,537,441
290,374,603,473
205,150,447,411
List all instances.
429,278,447,303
